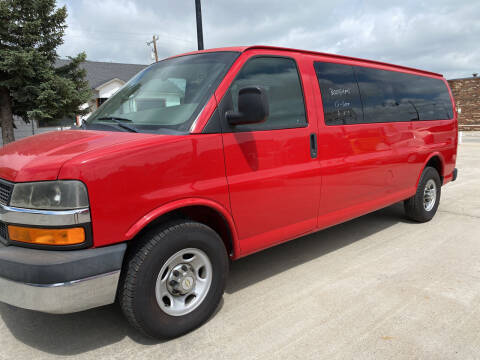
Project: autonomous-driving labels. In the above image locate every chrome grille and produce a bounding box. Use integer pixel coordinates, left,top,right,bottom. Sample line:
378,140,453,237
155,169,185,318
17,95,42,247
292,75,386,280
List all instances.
0,222,8,241
0,179,13,206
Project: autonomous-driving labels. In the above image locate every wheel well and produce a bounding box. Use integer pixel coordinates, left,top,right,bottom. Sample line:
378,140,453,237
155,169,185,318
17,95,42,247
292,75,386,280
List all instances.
425,156,444,182
131,205,234,256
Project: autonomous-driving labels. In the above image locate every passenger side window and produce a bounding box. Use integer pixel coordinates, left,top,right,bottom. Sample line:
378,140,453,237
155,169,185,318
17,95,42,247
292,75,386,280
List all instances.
314,62,364,125
405,76,453,120
315,61,453,125
355,67,419,123
355,68,453,122
226,57,307,131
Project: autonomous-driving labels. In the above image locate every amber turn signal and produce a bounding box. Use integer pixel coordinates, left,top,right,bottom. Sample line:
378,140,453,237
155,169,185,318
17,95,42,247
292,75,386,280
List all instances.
8,226,85,246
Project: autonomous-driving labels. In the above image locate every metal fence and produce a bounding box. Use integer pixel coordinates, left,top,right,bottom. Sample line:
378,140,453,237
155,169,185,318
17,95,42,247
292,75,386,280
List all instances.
0,117,65,147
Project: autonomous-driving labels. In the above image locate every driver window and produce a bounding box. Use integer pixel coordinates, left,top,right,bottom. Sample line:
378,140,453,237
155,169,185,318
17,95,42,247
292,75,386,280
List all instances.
228,57,307,132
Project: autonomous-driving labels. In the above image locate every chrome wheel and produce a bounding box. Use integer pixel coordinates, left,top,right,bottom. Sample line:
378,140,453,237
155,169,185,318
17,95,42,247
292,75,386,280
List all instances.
423,179,437,211
155,248,212,316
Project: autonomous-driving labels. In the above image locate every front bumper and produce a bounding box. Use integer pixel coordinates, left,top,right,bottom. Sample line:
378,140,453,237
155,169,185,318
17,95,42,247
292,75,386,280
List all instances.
0,242,126,314
0,270,120,314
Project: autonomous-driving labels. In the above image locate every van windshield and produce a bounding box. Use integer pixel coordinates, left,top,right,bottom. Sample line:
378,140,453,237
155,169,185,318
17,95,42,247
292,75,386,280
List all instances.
86,51,239,133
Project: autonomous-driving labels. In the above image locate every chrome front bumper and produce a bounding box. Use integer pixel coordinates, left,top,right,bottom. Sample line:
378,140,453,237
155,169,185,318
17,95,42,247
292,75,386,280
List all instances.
0,242,126,314
0,270,120,314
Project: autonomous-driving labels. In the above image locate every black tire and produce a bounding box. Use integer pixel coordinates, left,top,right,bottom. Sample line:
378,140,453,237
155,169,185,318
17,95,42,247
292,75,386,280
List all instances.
404,166,441,222
119,221,229,339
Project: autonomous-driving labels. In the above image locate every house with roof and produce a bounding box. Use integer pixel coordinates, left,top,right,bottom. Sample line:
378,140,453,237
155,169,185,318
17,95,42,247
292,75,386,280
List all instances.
55,59,148,124
1,60,148,146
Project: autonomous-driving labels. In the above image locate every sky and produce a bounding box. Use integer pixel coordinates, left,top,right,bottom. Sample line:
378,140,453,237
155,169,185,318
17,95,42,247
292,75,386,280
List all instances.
56,0,480,79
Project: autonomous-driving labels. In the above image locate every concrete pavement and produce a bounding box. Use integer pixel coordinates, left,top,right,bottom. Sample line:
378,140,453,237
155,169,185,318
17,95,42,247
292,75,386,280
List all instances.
0,143,479,359
461,131,480,144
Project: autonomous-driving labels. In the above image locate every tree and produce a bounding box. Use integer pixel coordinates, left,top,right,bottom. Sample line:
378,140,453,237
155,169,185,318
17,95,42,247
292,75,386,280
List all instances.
0,0,91,145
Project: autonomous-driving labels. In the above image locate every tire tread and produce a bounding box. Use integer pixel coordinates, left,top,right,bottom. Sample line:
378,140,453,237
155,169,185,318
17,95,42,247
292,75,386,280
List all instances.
404,166,441,223
119,220,222,338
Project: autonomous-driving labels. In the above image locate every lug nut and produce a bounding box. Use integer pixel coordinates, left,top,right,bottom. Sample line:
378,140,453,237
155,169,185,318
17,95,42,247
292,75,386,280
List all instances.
173,270,179,277
169,280,178,287
181,265,188,272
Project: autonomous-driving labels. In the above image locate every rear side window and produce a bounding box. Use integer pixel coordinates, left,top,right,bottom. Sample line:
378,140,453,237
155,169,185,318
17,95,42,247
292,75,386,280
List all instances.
314,61,453,125
409,76,453,120
227,57,307,131
356,67,453,122
314,62,363,125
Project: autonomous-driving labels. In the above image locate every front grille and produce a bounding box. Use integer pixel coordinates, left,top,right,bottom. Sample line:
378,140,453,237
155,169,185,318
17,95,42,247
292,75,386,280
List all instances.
0,222,8,242
0,178,13,206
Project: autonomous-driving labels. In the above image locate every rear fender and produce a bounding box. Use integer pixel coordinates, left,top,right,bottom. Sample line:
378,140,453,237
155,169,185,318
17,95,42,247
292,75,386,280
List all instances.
415,152,445,188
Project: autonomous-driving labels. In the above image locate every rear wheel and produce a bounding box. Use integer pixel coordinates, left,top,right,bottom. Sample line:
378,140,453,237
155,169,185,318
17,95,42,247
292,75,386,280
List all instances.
119,221,229,339
404,166,441,222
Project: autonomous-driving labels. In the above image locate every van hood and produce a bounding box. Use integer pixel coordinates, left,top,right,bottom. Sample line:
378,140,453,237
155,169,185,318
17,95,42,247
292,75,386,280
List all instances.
0,130,165,182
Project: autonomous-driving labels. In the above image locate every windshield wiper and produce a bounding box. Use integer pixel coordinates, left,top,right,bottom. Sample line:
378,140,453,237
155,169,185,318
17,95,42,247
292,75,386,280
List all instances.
97,117,138,133
98,116,133,122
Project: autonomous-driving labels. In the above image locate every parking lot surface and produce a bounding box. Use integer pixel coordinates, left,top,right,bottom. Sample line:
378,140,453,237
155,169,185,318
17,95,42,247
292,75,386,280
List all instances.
0,142,479,360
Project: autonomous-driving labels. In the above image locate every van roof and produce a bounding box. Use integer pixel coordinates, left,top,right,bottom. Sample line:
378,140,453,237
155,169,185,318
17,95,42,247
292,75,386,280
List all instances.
173,45,443,78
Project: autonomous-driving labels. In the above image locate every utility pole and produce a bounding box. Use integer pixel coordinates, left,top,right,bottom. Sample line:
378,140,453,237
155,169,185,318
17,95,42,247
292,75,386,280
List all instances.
147,35,159,62
195,0,204,50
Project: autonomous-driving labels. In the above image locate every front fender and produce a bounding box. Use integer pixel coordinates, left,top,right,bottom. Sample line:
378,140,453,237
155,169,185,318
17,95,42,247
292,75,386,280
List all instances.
124,198,240,255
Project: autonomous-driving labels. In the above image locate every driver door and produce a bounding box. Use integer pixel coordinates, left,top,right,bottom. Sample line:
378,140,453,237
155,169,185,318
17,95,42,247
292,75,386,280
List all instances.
218,54,320,255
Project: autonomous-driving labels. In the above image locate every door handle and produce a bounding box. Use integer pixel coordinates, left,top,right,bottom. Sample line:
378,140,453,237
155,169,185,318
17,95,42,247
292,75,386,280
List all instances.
310,133,318,159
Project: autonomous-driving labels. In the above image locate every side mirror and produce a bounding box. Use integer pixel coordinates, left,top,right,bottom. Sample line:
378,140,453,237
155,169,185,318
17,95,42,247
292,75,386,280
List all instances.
226,86,269,125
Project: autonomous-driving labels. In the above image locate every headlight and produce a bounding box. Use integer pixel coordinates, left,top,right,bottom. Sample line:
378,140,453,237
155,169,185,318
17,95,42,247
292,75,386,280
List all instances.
10,181,89,210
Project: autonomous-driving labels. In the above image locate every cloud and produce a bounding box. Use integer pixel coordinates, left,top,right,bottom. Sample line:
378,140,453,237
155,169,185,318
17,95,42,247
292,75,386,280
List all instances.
57,0,480,79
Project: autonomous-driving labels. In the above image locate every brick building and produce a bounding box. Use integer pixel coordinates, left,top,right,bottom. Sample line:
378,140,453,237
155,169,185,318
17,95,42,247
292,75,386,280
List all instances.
447,75,480,130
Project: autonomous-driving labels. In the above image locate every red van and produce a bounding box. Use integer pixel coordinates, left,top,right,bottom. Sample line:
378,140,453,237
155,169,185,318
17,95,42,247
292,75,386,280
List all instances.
0,46,457,338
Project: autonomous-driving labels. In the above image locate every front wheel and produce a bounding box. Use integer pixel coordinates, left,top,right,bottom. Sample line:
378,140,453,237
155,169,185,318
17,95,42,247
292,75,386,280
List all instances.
119,221,229,339
404,166,441,222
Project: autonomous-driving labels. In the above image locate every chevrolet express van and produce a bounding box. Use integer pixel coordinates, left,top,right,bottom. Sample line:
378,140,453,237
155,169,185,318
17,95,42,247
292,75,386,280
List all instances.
0,46,458,339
